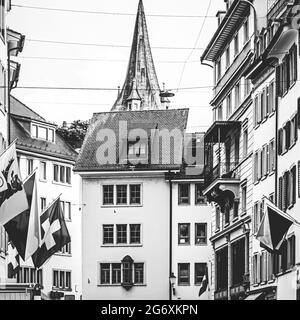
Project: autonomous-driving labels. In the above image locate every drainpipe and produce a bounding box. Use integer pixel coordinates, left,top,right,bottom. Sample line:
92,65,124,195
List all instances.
168,170,173,300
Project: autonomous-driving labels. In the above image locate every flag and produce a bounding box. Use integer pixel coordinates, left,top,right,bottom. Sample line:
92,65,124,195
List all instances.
256,197,295,253
7,242,20,278
0,141,28,226
4,171,40,261
198,265,209,297
32,197,71,269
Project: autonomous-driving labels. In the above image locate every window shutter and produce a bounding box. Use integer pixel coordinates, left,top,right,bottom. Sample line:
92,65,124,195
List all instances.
278,177,283,210
298,98,300,129
275,65,282,97
278,129,283,155
294,45,297,83
298,162,300,198
292,166,296,206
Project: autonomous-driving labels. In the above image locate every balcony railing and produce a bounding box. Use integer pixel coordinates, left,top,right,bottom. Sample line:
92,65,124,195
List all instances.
214,288,228,300
204,162,240,189
267,0,292,21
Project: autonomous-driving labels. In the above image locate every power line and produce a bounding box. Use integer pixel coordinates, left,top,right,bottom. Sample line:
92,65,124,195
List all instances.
11,4,263,20
24,101,211,108
10,4,221,19
26,38,204,51
176,0,212,92
18,56,200,64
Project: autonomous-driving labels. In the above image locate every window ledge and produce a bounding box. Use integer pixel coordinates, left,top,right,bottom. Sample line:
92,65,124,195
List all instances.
39,179,47,183
232,217,239,223
269,111,275,118
195,243,208,247
54,253,72,257
268,171,275,177
52,287,72,292
101,204,143,208
178,243,191,246
52,181,72,187
97,284,147,287
240,211,247,217
101,244,143,248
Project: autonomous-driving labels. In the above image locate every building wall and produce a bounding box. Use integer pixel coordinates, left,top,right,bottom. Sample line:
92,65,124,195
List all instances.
17,152,82,300
0,0,8,284
171,182,212,300
81,174,170,300
276,31,300,300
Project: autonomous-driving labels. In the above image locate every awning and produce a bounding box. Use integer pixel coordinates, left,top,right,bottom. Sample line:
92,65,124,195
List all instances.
244,292,264,300
204,121,241,144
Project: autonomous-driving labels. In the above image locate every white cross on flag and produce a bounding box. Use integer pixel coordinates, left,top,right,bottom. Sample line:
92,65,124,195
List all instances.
7,242,20,278
32,197,71,269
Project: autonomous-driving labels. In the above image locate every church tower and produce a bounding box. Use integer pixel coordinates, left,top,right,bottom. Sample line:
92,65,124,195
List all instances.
112,0,172,111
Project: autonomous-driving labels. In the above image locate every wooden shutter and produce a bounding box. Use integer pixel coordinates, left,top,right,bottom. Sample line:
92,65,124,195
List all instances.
293,45,297,83
278,177,283,209
278,128,283,155
298,162,300,198
298,98,300,129
292,166,296,206
275,65,282,97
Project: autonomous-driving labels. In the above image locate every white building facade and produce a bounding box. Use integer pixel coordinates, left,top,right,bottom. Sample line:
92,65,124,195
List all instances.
9,96,82,300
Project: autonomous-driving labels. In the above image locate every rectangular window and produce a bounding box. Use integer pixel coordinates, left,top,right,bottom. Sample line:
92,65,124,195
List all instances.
40,197,46,211
103,185,114,205
116,185,127,205
298,162,300,199
16,267,43,286
241,182,247,214
234,82,241,109
216,59,221,81
53,164,59,182
112,263,121,284
178,184,190,205
226,47,230,69
53,270,71,290
27,159,33,176
134,263,144,284
0,226,7,254
226,93,232,119
287,236,295,269
243,127,248,158
129,224,141,244
60,165,65,183
195,263,206,285
103,225,114,245
65,201,71,221
234,33,239,56
100,264,110,285
216,207,221,231
243,19,249,43
195,223,207,245
130,184,141,205
66,167,71,184
254,95,259,127
253,202,259,233
195,184,206,205
178,263,190,286
40,161,47,181
178,223,190,245
31,124,38,138
116,225,127,244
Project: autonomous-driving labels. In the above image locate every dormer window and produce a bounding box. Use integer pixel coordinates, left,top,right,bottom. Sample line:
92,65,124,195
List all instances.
31,123,55,143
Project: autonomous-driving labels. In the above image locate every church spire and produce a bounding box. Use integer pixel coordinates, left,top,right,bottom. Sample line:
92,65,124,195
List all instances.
112,0,162,111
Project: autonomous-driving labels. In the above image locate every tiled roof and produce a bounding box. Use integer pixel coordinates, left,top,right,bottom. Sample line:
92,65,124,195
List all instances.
10,96,46,122
10,97,78,161
74,108,189,172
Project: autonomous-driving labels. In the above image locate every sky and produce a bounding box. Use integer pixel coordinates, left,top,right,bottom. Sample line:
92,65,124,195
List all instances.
8,0,225,132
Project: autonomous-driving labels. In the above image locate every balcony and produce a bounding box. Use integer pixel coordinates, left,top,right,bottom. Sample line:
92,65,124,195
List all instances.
267,0,294,22
214,288,228,300
203,121,241,211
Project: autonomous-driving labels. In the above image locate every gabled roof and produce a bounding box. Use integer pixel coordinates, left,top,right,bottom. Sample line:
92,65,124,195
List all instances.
74,108,189,172
111,0,162,111
10,97,78,162
11,96,46,122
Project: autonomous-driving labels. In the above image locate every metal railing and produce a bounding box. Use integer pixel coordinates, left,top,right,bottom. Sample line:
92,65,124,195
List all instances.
267,0,291,21
204,162,241,188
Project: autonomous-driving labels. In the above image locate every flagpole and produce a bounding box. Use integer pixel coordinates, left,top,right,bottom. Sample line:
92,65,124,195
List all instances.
39,193,63,216
262,195,300,227
0,138,18,158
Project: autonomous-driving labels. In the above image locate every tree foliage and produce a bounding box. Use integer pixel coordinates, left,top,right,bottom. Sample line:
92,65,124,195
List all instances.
57,120,89,149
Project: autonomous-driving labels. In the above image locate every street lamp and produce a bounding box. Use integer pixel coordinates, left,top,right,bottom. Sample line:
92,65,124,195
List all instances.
169,272,176,297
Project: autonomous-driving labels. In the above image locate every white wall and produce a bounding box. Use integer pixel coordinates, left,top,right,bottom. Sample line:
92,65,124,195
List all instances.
81,174,170,300
172,182,212,300
17,153,82,300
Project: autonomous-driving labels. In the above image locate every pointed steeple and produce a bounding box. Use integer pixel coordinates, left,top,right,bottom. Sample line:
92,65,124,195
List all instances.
112,0,162,111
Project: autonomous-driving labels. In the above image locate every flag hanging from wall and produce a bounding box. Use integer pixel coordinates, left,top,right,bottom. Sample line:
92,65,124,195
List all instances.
0,141,28,226
256,197,295,253
7,242,20,278
32,197,71,269
5,171,41,261
198,264,209,297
